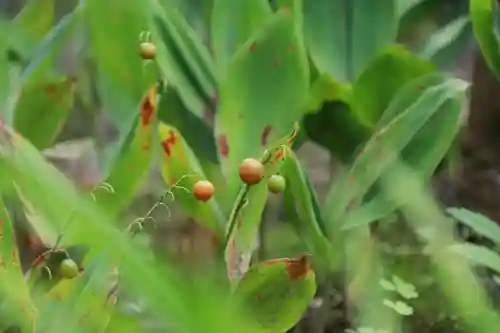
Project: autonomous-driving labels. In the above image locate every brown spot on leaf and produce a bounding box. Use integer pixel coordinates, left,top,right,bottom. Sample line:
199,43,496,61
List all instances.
140,90,156,126
218,135,229,157
45,84,57,98
271,58,281,68
287,44,297,52
249,41,258,52
261,125,272,146
161,130,178,157
286,254,311,280
274,150,285,161
281,6,291,15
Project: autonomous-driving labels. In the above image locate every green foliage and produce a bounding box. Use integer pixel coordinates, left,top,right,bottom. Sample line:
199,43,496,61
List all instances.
0,1,496,333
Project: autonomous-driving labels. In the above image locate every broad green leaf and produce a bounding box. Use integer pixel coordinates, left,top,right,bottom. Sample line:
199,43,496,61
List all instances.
211,0,272,77
216,9,309,200
352,45,435,127
418,16,470,63
280,150,333,268
323,74,468,238
471,0,500,79
449,243,500,274
305,73,352,111
13,76,75,150
93,86,159,219
304,102,370,163
86,0,154,175
224,125,299,284
447,207,500,245
158,122,225,234
232,255,316,333
0,197,36,333
303,0,397,82
14,0,54,42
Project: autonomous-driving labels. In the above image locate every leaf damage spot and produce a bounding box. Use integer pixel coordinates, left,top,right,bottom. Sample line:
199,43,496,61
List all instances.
141,88,157,126
249,41,258,52
286,254,311,280
287,44,297,52
261,125,272,146
161,130,178,157
218,135,229,157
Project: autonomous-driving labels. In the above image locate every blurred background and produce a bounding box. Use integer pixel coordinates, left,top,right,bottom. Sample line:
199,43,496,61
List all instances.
4,0,500,332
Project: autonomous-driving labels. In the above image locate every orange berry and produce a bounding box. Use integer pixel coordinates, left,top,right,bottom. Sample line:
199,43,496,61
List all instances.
239,158,264,185
193,180,214,202
140,42,156,60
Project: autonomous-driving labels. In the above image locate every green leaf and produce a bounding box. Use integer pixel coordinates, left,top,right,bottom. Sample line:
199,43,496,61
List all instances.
232,255,316,333
449,243,500,274
324,74,468,237
21,7,84,84
225,126,299,283
14,0,54,42
471,0,500,79
0,197,36,333
211,0,272,77
158,87,218,165
352,45,435,127
13,76,75,150
216,9,309,200
0,125,260,333
158,122,225,234
304,102,370,163
93,86,159,219
280,150,333,268
303,0,397,82
391,275,418,299
418,16,470,63
383,299,413,316
447,207,500,245
86,0,154,175
37,256,117,333
150,0,216,120
397,0,427,18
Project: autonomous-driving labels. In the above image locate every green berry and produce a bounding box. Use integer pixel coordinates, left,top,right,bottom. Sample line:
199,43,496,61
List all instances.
59,258,79,279
267,174,286,193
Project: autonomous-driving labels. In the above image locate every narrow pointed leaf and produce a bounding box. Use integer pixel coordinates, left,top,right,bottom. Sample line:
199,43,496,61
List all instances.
324,74,468,236
93,86,159,218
